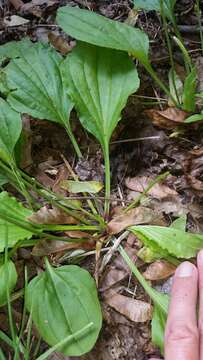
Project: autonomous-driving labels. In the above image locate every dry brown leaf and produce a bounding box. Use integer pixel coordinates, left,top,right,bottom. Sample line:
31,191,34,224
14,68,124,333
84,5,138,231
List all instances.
20,0,58,17
125,175,177,199
20,115,33,169
104,290,152,322
65,230,92,239
149,196,188,217
146,107,189,129
108,207,164,235
100,249,137,291
48,32,75,55
32,239,94,256
28,206,78,224
143,260,176,281
32,240,78,256
51,164,69,195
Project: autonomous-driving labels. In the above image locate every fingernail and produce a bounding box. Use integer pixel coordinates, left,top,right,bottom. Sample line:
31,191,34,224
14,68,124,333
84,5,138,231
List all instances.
198,249,203,264
175,261,194,277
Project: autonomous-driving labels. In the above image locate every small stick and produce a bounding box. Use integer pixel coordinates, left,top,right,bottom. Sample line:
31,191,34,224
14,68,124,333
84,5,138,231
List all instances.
99,230,129,273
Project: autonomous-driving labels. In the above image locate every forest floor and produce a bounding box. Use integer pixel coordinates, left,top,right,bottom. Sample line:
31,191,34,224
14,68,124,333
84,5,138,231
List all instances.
1,0,203,359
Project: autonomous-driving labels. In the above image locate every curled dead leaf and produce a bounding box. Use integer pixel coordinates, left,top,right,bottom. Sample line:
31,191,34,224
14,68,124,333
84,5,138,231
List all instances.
48,32,75,55
146,107,189,129
143,260,176,281
104,290,152,322
27,205,78,224
108,207,164,235
125,175,177,199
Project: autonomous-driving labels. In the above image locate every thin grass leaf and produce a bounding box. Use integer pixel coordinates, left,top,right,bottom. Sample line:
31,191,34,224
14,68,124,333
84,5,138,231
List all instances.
119,245,168,354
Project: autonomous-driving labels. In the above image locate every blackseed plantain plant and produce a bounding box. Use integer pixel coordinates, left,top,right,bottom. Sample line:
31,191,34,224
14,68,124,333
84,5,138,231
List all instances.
0,3,203,358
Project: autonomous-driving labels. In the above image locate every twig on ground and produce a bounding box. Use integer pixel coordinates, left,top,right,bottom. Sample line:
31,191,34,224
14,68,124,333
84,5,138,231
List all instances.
99,230,129,273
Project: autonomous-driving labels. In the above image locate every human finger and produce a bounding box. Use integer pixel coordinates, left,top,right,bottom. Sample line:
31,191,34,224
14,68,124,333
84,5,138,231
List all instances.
197,250,203,359
164,261,199,360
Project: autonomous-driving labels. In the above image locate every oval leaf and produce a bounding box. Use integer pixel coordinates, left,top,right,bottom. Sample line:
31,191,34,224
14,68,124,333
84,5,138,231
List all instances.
26,261,102,356
134,0,177,23
61,42,139,148
0,191,34,251
60,180,103,194
4,42,73,128
57,6,149,65
0,260,17,306
130,225,203,258
0,98,22,162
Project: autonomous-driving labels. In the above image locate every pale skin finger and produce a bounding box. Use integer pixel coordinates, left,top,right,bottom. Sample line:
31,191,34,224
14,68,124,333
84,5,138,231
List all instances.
164,261,199,360
197,250,203,360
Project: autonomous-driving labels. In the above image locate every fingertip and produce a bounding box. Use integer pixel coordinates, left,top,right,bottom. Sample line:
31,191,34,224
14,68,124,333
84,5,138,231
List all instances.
175,261,197,278
197,249,203,267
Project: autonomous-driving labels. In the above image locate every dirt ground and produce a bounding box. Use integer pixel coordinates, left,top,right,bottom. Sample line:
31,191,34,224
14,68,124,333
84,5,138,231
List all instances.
1,0,203,359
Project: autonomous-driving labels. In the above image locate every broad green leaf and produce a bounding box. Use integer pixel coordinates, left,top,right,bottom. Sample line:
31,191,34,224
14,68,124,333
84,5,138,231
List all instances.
2,41,82,156
0,191,34,251
0,38,32,65
57,6,149,65
119,245,168,354
26,260,102,356
0,260,17,306
168,68,183,106
170,215,186,231
185,112,203,123
134,0,177,23
134,0,160,11
182,67,197,112
4,42,73,128
130,225,203,258
0,98,22,162
60,180,103,194
0,173,8,186
61,42,139,150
